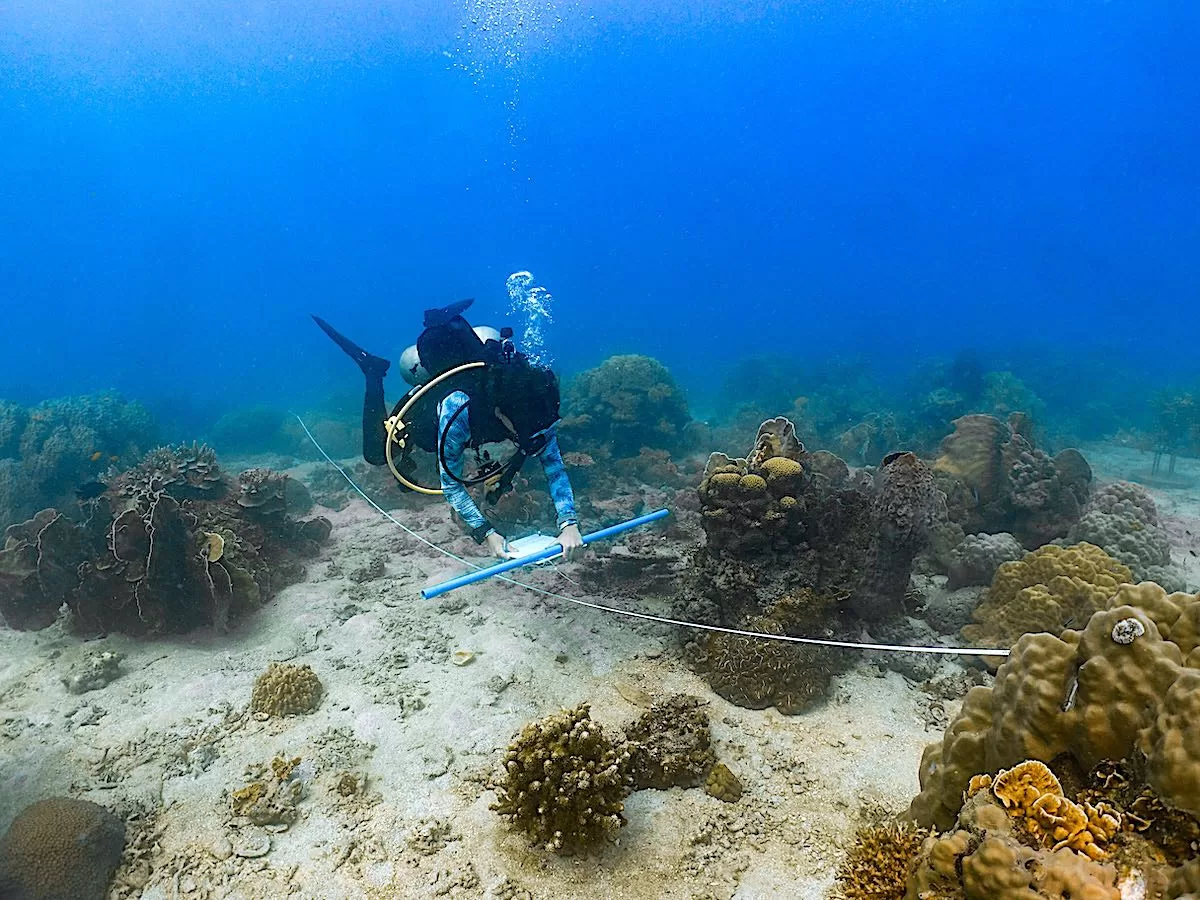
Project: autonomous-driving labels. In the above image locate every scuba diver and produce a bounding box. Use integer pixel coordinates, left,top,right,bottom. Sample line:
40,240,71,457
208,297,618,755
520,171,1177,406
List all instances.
313,300,583,561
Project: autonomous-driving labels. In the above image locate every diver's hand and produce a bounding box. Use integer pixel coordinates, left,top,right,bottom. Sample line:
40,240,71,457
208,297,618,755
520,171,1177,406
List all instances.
558,524,583,562
486,531,515,560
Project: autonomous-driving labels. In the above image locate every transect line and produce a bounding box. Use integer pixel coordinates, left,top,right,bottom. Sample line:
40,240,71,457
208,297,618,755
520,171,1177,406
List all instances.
295,416,1011,658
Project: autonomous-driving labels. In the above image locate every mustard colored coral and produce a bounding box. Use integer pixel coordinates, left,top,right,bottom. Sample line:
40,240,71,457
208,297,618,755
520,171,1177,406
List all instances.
963,542,1132,650
250,662,323,716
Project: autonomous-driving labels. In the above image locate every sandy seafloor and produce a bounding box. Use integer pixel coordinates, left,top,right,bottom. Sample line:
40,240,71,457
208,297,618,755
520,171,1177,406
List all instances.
2,443,1199,900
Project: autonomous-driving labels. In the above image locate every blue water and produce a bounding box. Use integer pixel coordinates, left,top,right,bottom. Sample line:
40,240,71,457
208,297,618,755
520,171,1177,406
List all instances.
2,0,1198,429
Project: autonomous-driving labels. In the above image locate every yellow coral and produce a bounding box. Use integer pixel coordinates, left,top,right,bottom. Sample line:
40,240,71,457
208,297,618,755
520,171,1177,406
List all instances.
964,543,1132,649
738,473,767,494
759,455,804,497
249,663,323,716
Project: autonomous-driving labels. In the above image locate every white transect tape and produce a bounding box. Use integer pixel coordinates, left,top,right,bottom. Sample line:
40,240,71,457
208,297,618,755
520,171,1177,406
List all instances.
296,416,1011,658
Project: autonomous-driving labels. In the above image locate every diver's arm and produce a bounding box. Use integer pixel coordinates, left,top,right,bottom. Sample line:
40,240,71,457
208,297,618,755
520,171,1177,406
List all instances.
437,392,493,538
362,374,388,466
536,430,579,530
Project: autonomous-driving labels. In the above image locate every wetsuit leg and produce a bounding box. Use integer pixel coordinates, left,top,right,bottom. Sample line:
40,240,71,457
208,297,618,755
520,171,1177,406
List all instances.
363,374,388,466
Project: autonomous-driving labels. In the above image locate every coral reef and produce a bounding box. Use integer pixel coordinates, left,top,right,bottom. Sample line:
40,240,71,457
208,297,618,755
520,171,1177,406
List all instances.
909,581,1200,847
624,694,716,790
0,444,331,635
561,355,692,458
934,413,1091,548
945,531,1026,589
834,821,927,900
687,417,942,708
249,663,323,716
0,797,125,900
492,703,631,854
962,543,1132,652
0,392,158,531
1067,481,1179,585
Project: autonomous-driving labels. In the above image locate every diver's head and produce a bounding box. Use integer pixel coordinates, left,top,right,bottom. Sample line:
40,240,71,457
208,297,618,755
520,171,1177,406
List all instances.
399,345,429,386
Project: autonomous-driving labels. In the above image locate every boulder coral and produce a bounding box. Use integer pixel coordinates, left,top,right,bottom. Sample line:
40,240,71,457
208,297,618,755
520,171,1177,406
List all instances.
962,543,1133,652
0,798,125,900
1067,481,1179,586
946,531,1026,589
910,582,1200,844
250,663,323,716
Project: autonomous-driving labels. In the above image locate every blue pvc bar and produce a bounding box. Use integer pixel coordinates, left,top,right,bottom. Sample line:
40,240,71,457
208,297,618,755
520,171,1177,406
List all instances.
421,508,670,599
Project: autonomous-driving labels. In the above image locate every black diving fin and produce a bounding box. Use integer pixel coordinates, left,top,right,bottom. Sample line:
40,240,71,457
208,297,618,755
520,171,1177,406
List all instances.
311,314,391,378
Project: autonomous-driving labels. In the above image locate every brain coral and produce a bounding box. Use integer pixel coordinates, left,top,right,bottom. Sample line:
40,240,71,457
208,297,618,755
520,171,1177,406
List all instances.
491,703,631,854
0,798,125,900
561,355,691,458
250,663,323,716
910,582,1200,835
962,543,1132,651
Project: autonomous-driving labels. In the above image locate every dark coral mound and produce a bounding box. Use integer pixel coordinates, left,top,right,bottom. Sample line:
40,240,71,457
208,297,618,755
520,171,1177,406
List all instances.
0,797,125,900
0,443,331,635
0,392,158,531
561,354,692,458
684,417,943,713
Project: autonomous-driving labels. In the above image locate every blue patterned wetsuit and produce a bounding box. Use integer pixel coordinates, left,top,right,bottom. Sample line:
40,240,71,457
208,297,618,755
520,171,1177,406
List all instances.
437,391,577,537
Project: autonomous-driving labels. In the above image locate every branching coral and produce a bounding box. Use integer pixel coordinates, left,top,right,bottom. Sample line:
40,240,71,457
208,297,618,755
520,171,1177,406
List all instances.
561,355,691,458
491,703,631,854
834,822,928,900
0,392,158,530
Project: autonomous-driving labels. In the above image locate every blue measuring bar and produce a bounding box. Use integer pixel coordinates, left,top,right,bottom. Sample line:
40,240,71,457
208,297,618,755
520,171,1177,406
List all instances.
420,508,670,599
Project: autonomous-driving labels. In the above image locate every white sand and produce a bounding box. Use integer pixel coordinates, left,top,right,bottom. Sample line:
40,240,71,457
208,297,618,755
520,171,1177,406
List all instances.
2,443,1190,899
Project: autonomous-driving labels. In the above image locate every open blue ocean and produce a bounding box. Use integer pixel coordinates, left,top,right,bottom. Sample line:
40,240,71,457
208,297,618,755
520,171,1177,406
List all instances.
3,3,1200,898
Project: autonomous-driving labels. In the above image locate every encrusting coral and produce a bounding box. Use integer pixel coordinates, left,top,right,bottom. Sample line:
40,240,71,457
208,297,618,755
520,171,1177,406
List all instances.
962,542,1132,651
230,755,304,826
491,703,631,854
0,797,126,900
250,663,323,716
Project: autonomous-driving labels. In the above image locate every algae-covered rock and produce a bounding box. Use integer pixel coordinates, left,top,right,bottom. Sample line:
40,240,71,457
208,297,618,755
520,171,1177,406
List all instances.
492,703,630,854
625,695,716,791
